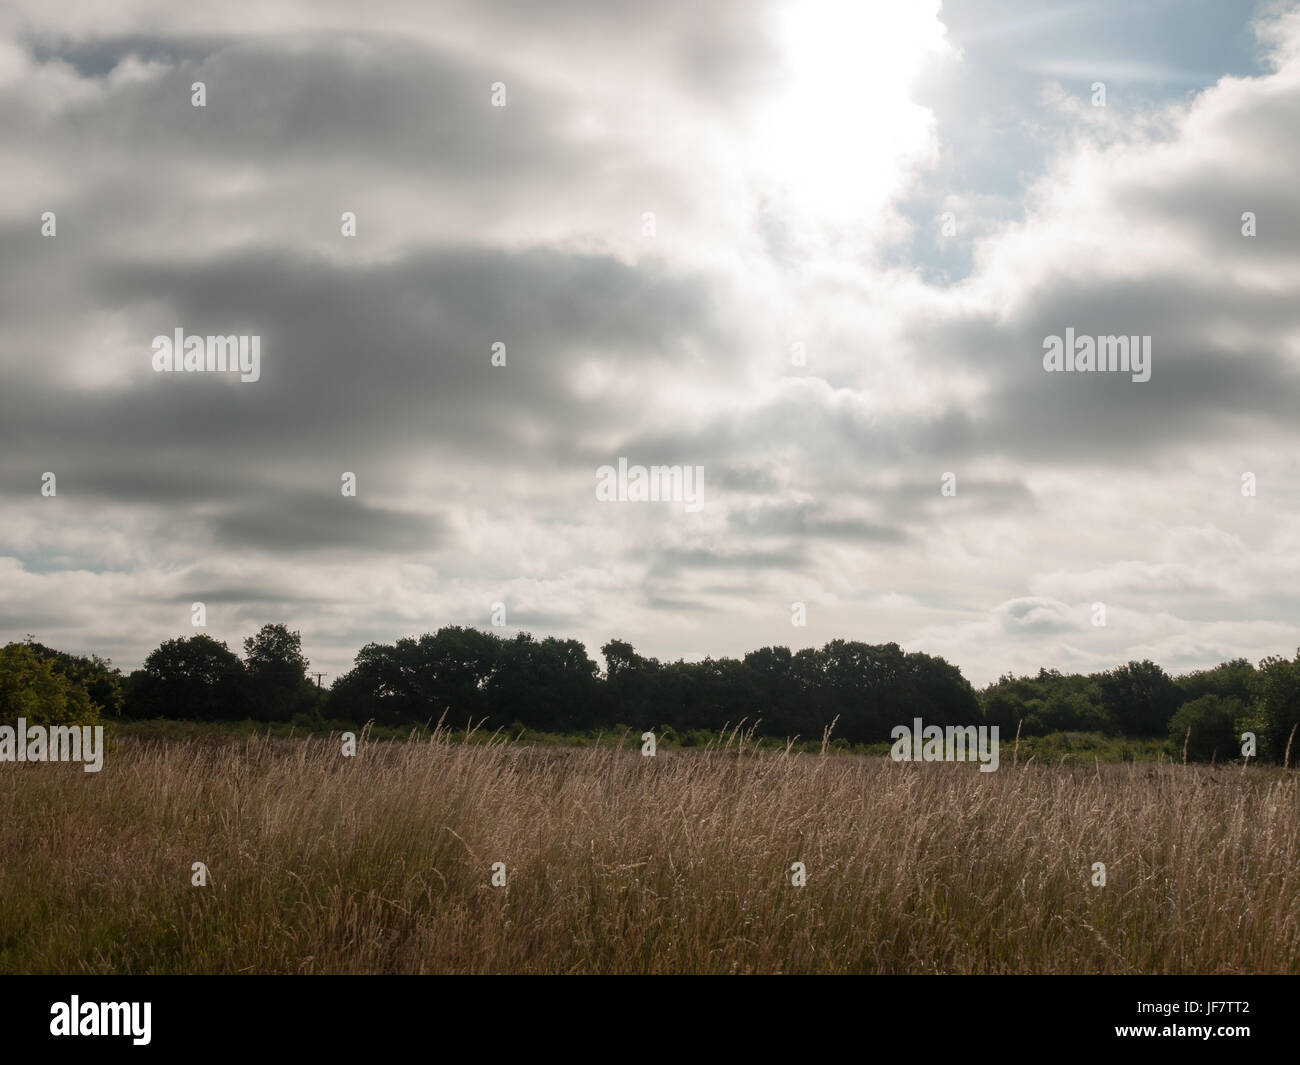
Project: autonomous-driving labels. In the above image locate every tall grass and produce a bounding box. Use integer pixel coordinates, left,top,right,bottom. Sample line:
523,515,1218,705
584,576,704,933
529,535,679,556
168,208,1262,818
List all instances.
3,724,1297,973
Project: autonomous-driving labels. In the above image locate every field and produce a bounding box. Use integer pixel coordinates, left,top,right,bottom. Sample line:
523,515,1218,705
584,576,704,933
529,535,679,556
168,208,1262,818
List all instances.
3,725,1298,974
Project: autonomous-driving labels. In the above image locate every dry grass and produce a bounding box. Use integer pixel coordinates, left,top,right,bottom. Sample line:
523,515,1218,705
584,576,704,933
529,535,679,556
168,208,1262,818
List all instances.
3,724,1298,973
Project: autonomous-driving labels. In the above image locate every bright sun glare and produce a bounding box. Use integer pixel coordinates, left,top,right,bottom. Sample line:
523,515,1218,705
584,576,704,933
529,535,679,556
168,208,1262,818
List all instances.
759,0,952,227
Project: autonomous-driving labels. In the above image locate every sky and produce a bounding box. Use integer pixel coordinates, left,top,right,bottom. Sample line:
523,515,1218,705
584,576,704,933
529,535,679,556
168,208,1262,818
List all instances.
2,0,1298,687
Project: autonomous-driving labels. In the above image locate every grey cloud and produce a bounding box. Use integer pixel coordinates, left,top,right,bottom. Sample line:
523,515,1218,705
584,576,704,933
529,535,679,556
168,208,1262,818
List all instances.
727,501,908,543
212,492,445,554
644,545,809,579
25,34,231,77
994,597,1074,635
0,243,723,515
9,33,569,182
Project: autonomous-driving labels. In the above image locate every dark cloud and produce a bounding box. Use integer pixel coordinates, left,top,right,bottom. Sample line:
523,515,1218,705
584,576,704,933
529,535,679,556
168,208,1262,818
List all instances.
211,492,445,554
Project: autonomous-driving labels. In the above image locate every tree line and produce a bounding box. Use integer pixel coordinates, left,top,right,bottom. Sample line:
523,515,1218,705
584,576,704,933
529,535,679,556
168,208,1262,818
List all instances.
3,624,1300,763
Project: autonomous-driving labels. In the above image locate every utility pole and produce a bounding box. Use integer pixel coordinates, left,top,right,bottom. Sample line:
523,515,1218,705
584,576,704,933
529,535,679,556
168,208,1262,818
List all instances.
311,672,328,688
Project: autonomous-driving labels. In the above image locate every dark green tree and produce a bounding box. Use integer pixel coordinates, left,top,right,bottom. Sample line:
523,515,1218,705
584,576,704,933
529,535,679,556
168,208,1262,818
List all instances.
486,633,599,732
243,624,313,721
1167,694,1241,762
1097,660,1182,736
125,634,247,720
1251,651,1300,764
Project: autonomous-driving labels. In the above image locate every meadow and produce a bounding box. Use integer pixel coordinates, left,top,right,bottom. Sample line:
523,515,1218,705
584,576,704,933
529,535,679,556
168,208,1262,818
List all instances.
3,724,1297,974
